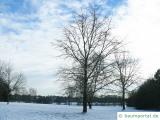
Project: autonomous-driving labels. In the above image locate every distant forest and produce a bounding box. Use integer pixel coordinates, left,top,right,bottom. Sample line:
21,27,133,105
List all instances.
0,94,121,106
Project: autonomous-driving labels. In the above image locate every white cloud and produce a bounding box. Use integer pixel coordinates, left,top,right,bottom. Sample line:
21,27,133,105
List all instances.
112,0,160,79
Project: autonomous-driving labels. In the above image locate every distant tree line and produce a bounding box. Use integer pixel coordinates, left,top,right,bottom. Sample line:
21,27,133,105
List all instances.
9,94,55,104
0,94,122,105
127,69,160,109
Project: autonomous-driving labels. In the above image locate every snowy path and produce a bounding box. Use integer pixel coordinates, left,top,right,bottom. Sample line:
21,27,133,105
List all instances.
0,102,144,120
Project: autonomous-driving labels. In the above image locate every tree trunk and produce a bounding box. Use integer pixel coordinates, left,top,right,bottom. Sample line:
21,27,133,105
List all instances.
6,88,11,105
68,96,70,105
88,102,92,109
7,93,10,105
83,77,87,113
88,94,93,109
122,87,125,110
83,83,87,112
83,62,88,113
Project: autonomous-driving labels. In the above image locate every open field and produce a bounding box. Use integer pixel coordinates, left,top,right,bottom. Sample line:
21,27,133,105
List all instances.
0,102,145,120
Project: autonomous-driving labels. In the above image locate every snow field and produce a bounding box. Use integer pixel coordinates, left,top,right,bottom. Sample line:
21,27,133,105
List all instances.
0,102,144,120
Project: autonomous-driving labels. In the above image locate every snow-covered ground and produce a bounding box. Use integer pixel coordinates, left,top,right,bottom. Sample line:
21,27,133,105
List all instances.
0,102,144,120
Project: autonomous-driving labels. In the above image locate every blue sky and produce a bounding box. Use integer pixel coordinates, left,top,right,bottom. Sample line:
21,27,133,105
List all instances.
0,0,38,14
0,0,125,33
0,0,40,34
1,0,160,95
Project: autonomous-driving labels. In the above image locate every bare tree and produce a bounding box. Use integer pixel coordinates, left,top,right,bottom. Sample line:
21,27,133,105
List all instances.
0,62,26,104
19,88,29,95
29,88,37,96
64,85,76,105
56,6,122,112
113,52,139,110
86,53,116,109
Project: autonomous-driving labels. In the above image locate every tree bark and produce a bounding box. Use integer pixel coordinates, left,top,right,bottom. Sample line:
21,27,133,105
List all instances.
7,93,10,105
83,62,88,113
88,102,92,109
122,87,125,110
83,79,87,112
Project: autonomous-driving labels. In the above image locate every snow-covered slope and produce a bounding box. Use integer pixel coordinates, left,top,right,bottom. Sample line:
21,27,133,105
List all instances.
0,102,143,120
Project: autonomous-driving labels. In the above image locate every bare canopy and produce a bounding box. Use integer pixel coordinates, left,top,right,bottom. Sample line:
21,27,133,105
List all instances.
113,51,139,110
56,6,122,112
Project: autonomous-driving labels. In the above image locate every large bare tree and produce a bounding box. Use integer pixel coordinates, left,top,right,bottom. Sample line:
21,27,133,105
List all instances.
57,6,122,112
113,52,139,110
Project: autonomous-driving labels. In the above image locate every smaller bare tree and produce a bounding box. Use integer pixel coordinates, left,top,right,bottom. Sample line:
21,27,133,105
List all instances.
29,88,37,96
64,85,76,105
0,62,26,104
113,52,139,110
